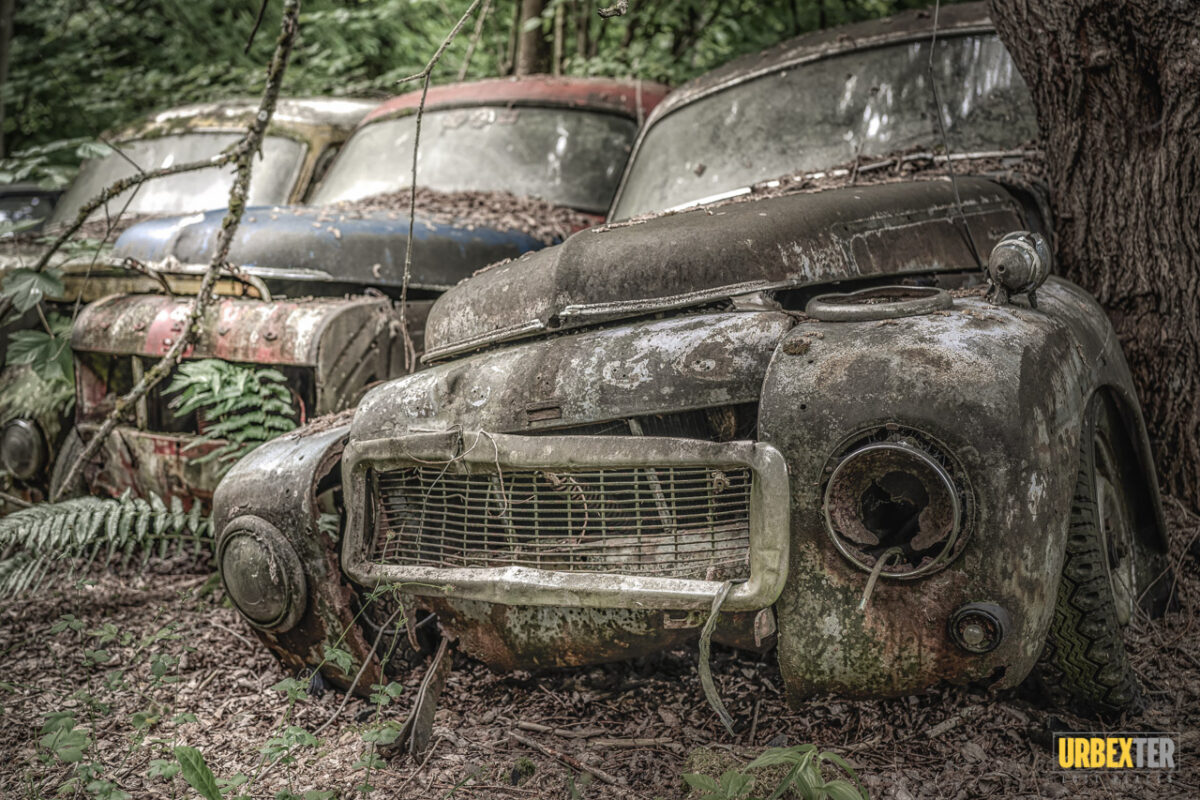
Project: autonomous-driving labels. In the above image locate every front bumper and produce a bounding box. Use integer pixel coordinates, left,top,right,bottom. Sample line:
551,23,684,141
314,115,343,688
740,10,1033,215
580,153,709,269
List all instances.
342,430,791,613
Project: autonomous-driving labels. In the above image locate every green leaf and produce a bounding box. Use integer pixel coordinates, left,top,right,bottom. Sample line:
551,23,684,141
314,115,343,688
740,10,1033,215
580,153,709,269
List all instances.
322,645,353,674
1,268,65,312
822,780,867,800
747,744,816,769
683,773,720,793
5,328,71,383
362,721,403,745
174,745,223,800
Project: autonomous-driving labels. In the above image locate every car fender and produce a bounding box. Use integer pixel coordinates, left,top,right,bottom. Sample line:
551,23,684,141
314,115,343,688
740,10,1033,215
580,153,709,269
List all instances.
211,419,380,691
758,276,1161,699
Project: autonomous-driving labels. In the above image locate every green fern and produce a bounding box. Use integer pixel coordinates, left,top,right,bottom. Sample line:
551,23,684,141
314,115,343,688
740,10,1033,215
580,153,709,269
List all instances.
165,359,298,475
0,492,211,598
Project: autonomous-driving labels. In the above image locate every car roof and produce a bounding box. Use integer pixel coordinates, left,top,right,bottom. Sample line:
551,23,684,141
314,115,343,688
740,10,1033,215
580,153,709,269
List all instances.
361,77,670,126
109,97,378,142
643,1,993,130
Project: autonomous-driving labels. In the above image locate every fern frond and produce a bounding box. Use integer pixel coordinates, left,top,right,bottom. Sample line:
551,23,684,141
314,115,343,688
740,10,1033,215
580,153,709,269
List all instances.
165,359,299,478
0,494,212,598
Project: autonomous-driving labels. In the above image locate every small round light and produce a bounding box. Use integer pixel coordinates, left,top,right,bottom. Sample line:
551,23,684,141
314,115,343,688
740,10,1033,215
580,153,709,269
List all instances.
218,517,307,632
949,603,1009,654
1,419,47,481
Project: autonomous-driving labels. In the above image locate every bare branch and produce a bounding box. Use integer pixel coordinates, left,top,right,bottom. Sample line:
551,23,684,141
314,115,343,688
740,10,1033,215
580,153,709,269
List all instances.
457,0,494,81
51,0,304,501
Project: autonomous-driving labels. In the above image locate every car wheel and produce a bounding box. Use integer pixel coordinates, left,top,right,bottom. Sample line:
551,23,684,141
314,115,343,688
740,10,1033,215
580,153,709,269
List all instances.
1036,393,1159,717
48,428,87,500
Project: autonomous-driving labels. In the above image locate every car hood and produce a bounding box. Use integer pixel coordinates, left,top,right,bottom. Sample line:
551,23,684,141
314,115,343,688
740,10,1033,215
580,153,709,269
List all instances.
113,204,548,292
423,177,1025,361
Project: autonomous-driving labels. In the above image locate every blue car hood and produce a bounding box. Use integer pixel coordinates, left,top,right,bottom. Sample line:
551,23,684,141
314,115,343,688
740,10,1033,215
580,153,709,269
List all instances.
113,204,548,292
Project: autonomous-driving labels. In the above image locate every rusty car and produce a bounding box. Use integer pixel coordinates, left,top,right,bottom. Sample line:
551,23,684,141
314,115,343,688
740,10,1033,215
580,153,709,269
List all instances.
211,3,1171,721
0,98,374,509
54,78,667,507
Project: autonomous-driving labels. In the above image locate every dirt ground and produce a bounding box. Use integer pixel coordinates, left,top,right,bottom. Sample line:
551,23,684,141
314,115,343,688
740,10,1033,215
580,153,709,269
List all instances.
1,501,1196,800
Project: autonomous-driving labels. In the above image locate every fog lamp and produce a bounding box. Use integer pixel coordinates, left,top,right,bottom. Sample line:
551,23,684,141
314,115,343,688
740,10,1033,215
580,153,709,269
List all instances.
1,419,47,481
218,517,307,632
949,603,1009,654
823,430,969,579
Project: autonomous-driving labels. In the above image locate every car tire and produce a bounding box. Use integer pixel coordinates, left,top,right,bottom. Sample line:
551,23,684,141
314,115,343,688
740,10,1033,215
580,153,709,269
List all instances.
48,427,87,500
1036,393,1161,717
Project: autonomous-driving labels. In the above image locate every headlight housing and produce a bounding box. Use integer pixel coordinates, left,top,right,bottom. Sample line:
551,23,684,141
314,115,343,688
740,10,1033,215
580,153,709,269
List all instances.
217,516,307,632
1,419,48,481
822,426,972,579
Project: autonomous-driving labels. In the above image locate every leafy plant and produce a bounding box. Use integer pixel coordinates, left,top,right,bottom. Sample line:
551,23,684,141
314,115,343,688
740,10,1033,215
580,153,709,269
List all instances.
0,491,210,597
684,744,868,800
175,745,223,800
166,358,297,473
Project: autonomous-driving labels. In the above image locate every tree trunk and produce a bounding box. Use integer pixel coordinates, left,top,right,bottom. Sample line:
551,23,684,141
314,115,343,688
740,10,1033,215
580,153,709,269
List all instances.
515,0,548,76
0,0,16,158
988,1,1200,509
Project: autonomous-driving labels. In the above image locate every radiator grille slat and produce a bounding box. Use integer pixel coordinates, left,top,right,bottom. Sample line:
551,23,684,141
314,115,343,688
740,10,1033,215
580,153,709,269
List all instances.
369,465,752,580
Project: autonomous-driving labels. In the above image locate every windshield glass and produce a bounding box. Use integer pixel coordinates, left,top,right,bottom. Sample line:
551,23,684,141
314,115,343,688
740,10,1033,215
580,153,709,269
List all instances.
613,33,1035,219
49,134,306,225
311,107,637,214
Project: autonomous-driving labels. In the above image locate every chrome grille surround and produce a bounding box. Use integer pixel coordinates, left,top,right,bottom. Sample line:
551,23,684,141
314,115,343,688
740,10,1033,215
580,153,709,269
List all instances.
342,431,790,611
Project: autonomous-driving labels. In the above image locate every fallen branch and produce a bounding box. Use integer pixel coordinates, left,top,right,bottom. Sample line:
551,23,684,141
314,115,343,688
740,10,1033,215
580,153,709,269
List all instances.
508,731,622,786
50,0,303,501
515,720,607,738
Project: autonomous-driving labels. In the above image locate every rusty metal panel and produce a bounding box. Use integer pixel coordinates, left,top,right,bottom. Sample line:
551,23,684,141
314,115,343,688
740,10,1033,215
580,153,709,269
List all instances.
212,423,382,693
759,277,1148,700
353,310,794,443
362,77,669,126
70,294,392,366
422,179,1023,361
76,423,226,505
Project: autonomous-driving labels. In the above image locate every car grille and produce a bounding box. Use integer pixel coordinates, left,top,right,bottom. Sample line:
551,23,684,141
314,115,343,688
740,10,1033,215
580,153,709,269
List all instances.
369,464,753,580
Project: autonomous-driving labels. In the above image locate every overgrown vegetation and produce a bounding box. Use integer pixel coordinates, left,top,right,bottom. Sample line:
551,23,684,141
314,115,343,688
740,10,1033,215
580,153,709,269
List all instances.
0,491,210,597
165,359,298,475
684,745,867,800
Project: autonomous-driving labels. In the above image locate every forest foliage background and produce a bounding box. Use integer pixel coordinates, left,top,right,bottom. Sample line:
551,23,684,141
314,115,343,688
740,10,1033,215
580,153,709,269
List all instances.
3,0,946,185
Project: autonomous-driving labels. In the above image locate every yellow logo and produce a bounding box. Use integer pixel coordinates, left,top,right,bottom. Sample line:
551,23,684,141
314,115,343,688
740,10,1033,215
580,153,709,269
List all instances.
1054,733,1177,770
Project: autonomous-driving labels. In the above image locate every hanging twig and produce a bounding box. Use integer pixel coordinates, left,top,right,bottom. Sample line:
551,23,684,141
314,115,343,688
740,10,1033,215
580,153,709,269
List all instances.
51,0,304,501
245,0,271,53
457,0,493,80
397,0,484,372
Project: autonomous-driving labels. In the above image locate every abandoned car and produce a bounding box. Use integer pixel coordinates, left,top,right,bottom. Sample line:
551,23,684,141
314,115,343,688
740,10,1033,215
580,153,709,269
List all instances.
212,3,1170,719
0,98,373,508
56,78,667,506
0,183,61,235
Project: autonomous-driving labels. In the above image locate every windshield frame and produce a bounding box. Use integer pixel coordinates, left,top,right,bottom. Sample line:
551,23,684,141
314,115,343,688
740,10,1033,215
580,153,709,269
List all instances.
49,130,309,225
606,20,998,221
309,101,641,213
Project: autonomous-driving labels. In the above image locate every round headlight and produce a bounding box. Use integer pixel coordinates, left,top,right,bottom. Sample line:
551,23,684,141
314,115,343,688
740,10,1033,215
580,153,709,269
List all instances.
823,428,971,579
218,516,307,632
1,419,48,481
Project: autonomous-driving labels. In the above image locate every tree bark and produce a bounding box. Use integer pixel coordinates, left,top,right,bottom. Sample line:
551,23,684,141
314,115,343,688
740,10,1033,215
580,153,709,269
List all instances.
988,0,1200,508
515,0,548,76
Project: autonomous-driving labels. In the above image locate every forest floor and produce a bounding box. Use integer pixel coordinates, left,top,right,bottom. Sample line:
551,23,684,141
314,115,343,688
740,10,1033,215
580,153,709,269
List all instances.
0,501,1197,800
